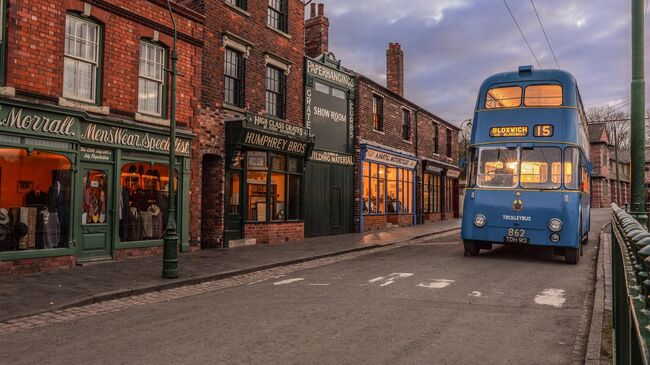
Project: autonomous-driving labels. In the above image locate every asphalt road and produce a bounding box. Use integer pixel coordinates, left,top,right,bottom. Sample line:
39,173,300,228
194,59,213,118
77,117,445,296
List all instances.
1,209,610,365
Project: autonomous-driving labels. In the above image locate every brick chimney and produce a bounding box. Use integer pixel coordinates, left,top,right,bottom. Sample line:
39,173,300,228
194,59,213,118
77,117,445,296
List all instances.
386,43,404,96
305,3,329,58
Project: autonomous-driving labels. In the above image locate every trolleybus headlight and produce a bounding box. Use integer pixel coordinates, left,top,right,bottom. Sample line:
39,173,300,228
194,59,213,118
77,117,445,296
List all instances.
550,233,560,243
548,218,563,232
474,214,487,228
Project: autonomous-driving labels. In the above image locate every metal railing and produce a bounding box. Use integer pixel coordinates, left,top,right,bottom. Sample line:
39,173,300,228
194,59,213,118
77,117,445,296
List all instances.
611,203,650,364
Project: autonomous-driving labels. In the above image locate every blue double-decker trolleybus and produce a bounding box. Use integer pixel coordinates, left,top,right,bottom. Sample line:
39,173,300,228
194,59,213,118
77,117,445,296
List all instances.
461,66,591,264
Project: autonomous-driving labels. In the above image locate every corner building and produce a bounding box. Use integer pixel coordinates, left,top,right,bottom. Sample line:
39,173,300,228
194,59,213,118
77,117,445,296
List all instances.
183,0,309,246
0,0,204,274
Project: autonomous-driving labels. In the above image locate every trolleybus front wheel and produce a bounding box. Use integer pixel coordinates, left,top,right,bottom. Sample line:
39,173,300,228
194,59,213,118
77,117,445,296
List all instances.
463,240,481,257
565,247,579,265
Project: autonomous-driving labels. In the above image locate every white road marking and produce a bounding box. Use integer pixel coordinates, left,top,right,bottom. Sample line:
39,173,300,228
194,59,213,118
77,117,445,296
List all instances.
417,279,454,289
468,291,482,297
534,288,566,308
273,278,304,286
308,283,331,286
370,273,414,287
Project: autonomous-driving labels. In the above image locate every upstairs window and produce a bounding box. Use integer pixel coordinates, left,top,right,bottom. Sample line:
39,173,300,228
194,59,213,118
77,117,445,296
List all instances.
265,65,285,118
224,48,245,107
138,41,166,117
268,0,288,33
446,129,452,157
373,95,384,131
402,109,411,141
525,85,563,106
433,124,439,154
226,0,247,10
485,86,521,109
63,15,100,103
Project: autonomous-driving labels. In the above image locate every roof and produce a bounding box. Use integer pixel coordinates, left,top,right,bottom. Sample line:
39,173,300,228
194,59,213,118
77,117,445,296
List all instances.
588,124,607,143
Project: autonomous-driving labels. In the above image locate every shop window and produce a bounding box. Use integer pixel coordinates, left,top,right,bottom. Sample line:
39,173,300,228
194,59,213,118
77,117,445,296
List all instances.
445,178,454,213
266,66,285,119
81,170,107,225
267,0,288,33
119,163,177,242
245,151,301,222
224,48,245,108
139,41,166,117
64,14,101,103
363,161,414,215
423,174,431,213
423,174,442,213
0,149,72,252
387,167,397,213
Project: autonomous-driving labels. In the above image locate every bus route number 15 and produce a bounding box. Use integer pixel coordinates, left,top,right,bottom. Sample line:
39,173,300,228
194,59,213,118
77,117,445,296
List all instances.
534,124,554,137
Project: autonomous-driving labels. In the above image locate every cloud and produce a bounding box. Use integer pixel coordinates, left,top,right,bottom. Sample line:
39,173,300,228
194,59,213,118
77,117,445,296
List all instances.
318,0,636,123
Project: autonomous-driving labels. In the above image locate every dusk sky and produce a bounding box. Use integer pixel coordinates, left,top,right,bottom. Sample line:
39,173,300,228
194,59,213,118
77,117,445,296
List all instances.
314,0,637,126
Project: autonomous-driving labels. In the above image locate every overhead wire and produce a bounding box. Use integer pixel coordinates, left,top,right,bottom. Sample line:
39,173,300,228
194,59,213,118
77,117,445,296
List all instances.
502,0,543,68
530,0,560,68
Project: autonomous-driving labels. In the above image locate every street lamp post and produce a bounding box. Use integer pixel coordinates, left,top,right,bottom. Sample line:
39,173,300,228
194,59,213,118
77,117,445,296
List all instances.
630,0,647,224
163,0,179,278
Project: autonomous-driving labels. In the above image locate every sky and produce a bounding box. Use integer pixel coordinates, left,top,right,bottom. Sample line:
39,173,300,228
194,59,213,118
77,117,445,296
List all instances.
312,0,637,126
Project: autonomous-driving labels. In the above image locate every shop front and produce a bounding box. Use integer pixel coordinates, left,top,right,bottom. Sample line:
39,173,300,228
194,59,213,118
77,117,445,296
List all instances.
359,144,418,231
445,169,461,219
0,98,192,273
225,114,314,245
421,159,461,222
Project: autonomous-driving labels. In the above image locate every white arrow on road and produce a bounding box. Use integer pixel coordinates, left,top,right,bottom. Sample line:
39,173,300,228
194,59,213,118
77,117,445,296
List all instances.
368,273,414,287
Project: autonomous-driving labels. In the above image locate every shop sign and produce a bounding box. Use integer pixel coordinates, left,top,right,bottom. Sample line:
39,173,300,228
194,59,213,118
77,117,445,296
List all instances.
0,106,78,139
365,149,417,169
306,59,355,89
246,113,308,139
305,83,349,153
80,123,191,156
243,130,308,154
447,170,461,178
310,150,354,165
80,146,113,162
425,164,444,174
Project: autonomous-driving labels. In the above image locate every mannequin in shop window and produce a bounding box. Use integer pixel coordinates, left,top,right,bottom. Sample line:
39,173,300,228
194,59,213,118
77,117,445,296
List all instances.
25,186,49,249
25,186,48,207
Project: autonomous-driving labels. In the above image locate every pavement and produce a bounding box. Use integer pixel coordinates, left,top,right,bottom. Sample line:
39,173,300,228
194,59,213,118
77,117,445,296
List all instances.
0,218,460,322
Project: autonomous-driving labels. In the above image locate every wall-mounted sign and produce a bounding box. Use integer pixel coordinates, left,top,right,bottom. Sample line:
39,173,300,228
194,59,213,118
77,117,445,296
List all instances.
306,59,355,89
310,150,354,165
489,126,529,137
425,164,444,173
365,149,417,169
81,123,191,156
80,146,113,161
246,113,308,139
447,170,461,178
243,130,308,154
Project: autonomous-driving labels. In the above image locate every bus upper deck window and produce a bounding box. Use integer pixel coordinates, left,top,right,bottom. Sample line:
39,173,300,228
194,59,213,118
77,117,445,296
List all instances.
485,86,522,109
525,85,563,106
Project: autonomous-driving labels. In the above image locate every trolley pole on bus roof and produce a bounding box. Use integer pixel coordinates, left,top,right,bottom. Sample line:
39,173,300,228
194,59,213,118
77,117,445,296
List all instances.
630,0,647,224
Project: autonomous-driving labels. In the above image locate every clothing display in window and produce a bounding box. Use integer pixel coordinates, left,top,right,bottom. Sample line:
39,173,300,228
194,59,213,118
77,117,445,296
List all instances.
124,207,144,241
42,210,60,249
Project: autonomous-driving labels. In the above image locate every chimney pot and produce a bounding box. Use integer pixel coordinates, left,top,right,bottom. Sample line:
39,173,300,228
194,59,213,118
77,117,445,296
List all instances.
318,3,324,16
304,2,329,58
310,3,316,18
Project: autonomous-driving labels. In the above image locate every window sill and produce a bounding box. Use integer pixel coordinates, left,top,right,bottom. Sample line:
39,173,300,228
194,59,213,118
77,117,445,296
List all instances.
266,24,292,39
59,97,110,115
135,112,170,126
224,2,250,17
223,102,246,114
264,113,288,122
0,86,16,97
433,153,440,157
403,139,412,144
373,129,385,135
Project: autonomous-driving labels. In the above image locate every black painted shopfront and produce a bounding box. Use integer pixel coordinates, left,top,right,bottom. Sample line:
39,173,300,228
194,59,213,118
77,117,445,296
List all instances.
225,113,314,245
303,55,356,237
0,98,192,264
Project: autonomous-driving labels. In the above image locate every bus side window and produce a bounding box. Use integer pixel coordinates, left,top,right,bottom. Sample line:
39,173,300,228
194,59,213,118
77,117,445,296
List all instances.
564,147,579,190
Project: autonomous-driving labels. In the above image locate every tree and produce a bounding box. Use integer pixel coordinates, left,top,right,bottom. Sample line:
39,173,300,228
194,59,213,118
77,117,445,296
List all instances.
587,105,630,150
458,118,472,162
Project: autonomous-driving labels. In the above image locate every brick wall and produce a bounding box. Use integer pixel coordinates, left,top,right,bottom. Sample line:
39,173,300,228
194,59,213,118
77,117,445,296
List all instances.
0,255,76,275
113,246,164,260
244,222,304,244
424,212,442,223
6,0,204,125
363,215,387,231
386,214,413,226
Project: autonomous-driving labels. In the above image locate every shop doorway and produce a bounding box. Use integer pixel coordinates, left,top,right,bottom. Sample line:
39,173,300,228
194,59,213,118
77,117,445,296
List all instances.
79,163,113,260
224,170,243,245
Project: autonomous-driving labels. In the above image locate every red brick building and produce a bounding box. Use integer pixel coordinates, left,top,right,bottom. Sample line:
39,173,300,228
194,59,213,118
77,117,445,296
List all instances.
588,124,630,208
182,0,310,247
354,44,461,231
0,0,204,274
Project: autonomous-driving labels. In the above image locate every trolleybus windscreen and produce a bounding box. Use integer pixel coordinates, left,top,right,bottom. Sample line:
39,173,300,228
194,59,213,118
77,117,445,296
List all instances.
520,147,562,189
478,148,519,188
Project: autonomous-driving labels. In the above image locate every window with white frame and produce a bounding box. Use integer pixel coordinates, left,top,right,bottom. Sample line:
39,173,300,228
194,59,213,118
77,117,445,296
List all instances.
265,65,285,118
267,0,287,32
138,41,166,116
64,15,100,103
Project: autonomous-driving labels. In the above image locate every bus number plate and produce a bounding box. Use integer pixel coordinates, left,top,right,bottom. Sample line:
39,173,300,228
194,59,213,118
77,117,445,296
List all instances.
504,228,528,244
